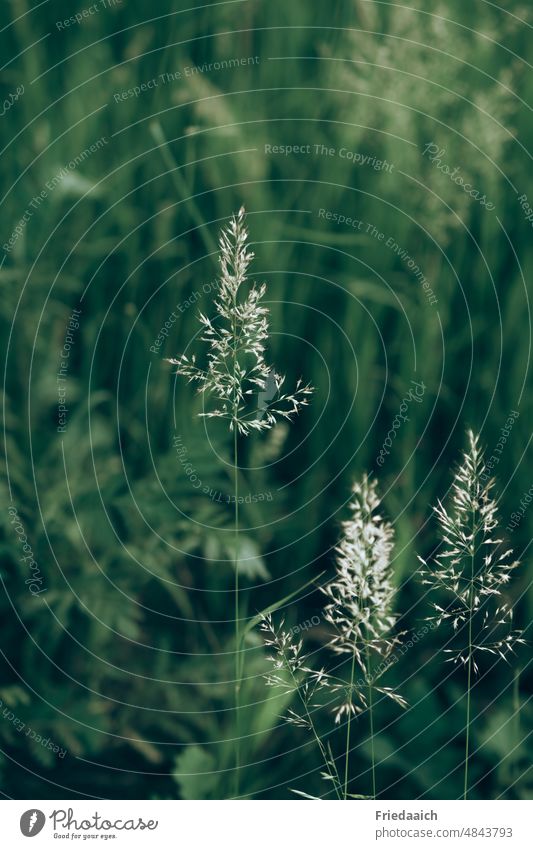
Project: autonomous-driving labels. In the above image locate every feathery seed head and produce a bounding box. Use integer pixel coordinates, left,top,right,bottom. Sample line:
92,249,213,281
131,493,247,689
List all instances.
419,430,523,669
321,474,405,720
167,208,313,436
323,475,398,660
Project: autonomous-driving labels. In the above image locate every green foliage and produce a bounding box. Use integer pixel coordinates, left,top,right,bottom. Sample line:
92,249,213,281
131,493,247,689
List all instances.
0,0,530,799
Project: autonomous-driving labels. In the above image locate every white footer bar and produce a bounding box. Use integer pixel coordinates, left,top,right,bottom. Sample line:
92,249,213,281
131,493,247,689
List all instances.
1,800,531,848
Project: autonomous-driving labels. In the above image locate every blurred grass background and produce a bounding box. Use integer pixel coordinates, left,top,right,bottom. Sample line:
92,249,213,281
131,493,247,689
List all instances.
0,0,531,799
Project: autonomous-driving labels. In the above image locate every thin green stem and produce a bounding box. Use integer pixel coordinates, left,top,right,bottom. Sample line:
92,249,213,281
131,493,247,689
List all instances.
366,647,376,801
369,684,376,800
278,644,342,799
300,700,341,799
464,509,476,800
464,636,472,800
344,647,357,799
233,423,240,798
513,669,521,792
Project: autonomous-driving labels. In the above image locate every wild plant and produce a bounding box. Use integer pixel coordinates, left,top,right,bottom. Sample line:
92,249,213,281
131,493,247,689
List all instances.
322,474,406,798
419,430,524,799
262,475,405,799
167,207,312,796
261,614,343,799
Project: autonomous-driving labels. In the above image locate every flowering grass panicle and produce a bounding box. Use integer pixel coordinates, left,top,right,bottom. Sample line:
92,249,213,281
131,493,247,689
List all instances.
167,207,312,435
261,475,405,800
261,614,317,725
418,429,524,799
322,474,405,721
419,429,524,672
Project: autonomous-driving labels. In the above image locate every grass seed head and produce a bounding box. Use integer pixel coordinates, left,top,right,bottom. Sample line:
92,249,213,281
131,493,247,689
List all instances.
167,207,313,435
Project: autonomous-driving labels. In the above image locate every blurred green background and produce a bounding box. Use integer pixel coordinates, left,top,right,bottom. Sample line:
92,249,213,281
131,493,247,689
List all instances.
0,0,531,799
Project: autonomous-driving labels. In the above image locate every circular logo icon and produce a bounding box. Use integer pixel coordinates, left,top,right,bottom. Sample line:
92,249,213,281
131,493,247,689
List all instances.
20,810,46,837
